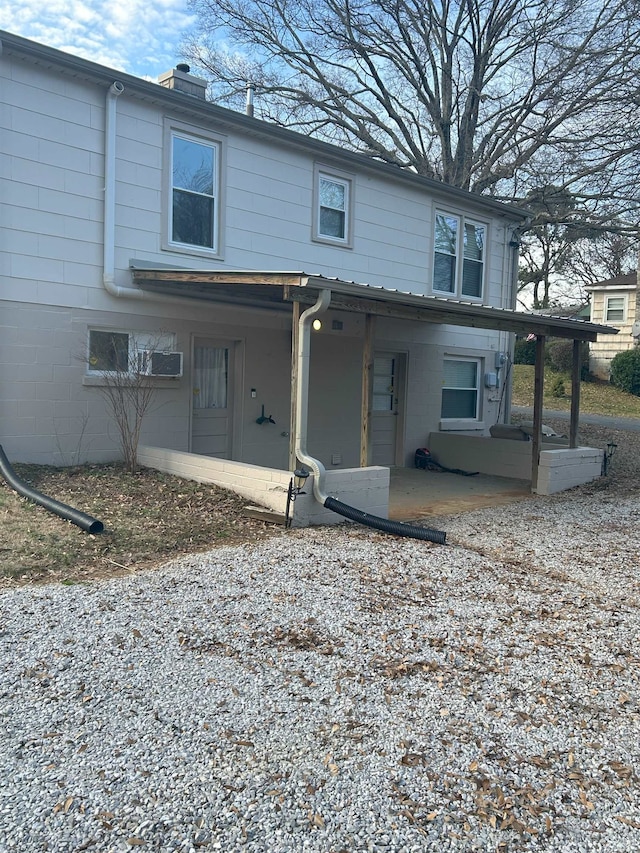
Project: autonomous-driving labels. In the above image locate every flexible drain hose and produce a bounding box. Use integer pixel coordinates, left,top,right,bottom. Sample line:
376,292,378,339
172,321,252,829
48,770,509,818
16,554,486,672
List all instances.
324,496,446,544
0,446,104,534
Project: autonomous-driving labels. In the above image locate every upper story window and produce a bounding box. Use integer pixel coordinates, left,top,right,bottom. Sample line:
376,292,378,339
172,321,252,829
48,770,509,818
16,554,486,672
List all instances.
172,134,217,249
164,121,225,259
313,165,353,247
441,357,481,420
433,212,486,300
605,295,626,322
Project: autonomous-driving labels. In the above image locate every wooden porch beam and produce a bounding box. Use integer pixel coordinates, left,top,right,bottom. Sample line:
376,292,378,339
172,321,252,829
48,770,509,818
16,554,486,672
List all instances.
285,289,600,341
531,336,546,491
570,339,581,449
360,314,375,467
135,270,304,287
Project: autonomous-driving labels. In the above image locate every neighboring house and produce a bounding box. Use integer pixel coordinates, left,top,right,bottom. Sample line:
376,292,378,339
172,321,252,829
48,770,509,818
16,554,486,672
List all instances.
0,31,616,518
586,272,640,379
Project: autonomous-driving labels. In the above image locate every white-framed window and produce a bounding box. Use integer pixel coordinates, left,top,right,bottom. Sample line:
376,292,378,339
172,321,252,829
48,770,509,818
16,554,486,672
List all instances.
433,212,486,299
313,165,353,247
163,121,225,258
87,330,175,375
605,295,626,322
441,357,481,420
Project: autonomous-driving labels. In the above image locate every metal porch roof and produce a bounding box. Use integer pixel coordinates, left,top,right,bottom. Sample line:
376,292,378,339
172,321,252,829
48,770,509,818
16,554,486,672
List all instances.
130,267,618,342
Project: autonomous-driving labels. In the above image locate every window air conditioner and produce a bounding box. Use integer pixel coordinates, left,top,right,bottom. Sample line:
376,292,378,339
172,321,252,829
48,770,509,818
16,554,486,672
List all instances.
136,350,183,377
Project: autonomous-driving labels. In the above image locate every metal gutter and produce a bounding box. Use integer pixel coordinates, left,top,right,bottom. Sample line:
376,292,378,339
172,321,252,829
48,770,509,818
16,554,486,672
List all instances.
131,267,617,341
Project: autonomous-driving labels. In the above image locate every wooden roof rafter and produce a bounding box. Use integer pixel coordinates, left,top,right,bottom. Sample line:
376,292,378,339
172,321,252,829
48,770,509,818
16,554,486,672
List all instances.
131,267,618,342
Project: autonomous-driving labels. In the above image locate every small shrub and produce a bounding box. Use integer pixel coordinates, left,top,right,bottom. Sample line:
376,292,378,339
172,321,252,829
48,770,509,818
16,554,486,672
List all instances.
514,337,536,364
550,376,566,397
546,339,590,379
610,348,640,396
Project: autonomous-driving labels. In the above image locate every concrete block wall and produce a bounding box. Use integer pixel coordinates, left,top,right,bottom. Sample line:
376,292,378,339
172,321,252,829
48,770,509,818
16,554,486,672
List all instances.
428,432,604,495
292,466,390,527
428,432,533,480
535,447,603,495
137,446,291,512
136,446,390,526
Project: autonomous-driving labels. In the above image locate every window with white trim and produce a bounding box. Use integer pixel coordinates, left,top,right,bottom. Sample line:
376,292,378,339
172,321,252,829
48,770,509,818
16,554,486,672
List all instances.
166,126,222,255
313,165,353,247
605,295,626,322
433,212,486,299
441,357,481,420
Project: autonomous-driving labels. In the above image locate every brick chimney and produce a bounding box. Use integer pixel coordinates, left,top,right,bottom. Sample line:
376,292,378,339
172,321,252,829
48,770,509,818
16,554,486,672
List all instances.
158,64,207,99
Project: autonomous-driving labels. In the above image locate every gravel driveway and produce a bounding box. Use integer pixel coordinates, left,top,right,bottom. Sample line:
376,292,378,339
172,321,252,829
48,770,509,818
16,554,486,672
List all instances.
1,422,639,852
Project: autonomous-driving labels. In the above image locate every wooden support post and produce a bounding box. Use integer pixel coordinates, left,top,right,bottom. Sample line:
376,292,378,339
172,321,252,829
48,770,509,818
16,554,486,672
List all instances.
531,335,546,492
360,314,375,467
288,301,301,470
569,339,581,449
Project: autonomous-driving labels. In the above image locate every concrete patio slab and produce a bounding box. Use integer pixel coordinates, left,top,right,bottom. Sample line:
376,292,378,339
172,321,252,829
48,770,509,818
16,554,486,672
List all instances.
388,466,531,521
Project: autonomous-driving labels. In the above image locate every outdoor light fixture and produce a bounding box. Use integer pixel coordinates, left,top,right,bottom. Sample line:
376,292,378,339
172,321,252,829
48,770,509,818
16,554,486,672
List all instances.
285,467,309,528
603,441,618,476
312,319,322,331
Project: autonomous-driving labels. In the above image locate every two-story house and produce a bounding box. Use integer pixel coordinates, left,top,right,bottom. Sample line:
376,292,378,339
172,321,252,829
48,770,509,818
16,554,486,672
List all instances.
1,31,616,521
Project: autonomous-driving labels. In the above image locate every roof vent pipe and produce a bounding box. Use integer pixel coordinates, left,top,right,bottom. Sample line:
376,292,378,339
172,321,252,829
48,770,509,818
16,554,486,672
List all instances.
246,82,255,117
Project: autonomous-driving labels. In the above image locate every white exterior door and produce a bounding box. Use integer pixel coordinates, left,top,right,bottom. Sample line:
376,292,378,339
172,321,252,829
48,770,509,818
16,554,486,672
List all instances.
191,339,233,458
371,352,404,466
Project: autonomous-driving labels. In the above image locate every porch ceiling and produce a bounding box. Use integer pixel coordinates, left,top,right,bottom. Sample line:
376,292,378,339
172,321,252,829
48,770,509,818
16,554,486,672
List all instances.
130,267,618,342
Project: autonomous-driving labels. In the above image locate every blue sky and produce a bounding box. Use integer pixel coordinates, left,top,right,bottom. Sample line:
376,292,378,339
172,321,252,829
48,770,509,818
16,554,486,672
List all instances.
0,0,196,80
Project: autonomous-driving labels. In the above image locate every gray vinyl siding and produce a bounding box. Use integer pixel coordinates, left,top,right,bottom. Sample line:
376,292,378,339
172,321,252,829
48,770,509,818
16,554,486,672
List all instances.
1,37,522,465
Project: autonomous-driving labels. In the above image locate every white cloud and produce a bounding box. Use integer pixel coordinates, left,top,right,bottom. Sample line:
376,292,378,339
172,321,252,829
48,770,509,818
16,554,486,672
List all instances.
0,0,196,79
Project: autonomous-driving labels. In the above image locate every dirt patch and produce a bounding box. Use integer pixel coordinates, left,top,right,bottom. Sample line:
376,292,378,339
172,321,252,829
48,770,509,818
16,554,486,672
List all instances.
0,462,277,589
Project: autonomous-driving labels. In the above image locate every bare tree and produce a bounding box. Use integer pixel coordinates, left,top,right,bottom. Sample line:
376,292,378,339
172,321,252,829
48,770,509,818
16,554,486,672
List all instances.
184,0,640,219
561,231,639,290
87,333,163,474
517,187,639,307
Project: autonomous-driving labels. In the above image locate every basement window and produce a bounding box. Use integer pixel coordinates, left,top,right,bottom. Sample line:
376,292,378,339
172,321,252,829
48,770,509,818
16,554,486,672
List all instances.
87,330,176,375
88,330,130,373
441,357,481,420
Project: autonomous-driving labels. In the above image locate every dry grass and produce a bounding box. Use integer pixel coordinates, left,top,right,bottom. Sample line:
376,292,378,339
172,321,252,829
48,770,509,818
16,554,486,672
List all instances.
511,364,640,417
0,463,276,589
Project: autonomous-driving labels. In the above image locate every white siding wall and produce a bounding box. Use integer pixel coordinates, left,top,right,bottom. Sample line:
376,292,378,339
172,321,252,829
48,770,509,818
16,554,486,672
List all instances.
2,57,515,310
1,46,519,468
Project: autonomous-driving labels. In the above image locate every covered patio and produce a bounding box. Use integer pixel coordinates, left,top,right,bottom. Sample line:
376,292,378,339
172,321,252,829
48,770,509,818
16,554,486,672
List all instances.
132,267,617,524
133,266,617,489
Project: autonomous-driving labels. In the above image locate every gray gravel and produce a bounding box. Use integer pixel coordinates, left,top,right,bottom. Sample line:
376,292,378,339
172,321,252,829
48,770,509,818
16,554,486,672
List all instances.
2,426,640,852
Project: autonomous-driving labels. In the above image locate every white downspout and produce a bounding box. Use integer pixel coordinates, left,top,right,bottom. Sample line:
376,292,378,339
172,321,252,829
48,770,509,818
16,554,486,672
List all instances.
103,81,180,303
103,80,134,299
295,289,332,504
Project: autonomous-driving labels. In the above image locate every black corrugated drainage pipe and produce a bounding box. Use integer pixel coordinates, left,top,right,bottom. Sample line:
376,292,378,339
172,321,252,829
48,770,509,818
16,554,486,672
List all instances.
324,496,446,545
0,446,104,534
